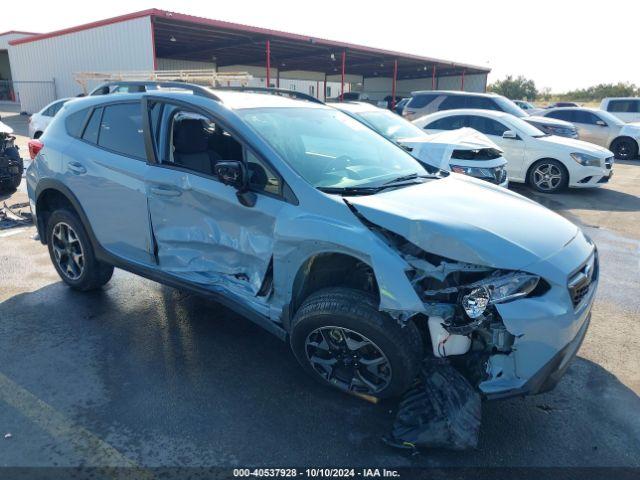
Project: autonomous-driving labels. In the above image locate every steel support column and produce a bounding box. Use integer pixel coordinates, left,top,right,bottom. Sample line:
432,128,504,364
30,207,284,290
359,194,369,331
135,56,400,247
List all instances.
340,51,346,101
391,59,398,110
266,39,271,87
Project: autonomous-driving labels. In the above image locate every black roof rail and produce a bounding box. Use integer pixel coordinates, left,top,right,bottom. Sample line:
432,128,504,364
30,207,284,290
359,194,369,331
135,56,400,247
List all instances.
216,86,324,104
89,81,222,101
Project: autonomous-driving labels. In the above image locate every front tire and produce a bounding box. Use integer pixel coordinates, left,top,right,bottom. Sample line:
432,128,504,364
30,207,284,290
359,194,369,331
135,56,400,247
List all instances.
527,159,568,193
290,288,423,399
46,208,114,290
610,137,638,161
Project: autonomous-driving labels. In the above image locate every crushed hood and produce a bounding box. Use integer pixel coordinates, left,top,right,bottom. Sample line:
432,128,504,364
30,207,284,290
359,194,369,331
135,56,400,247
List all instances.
398,128,502,171
347,175,579,270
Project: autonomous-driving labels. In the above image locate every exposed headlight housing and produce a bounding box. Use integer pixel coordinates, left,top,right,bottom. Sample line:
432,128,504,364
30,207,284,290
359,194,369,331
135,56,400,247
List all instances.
460,273,540,319
571,152,602,167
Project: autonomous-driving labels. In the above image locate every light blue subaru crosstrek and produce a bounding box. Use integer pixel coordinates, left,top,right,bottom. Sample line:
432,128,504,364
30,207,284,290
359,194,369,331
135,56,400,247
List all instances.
27,83,597,401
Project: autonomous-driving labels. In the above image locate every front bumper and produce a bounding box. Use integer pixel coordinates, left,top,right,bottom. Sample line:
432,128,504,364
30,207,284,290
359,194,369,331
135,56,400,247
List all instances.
570,157,614,188
478,232,597,399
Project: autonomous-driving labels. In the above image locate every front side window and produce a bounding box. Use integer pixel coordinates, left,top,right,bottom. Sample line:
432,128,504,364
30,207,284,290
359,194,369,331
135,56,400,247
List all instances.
572,111,600,125
239,107,429,190
149,103,281,195
97,103,146,160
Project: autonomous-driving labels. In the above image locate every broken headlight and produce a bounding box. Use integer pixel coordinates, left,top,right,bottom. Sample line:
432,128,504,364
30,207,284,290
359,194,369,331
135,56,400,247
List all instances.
460,273,540,319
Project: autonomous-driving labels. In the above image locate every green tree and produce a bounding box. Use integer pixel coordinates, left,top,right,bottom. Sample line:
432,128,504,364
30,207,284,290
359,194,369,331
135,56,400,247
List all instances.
488,75,538,100
558,82,639,102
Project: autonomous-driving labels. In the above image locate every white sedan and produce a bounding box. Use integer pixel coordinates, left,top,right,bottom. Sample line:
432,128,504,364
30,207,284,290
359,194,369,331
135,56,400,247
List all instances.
28,98,70,139
413,109,614,193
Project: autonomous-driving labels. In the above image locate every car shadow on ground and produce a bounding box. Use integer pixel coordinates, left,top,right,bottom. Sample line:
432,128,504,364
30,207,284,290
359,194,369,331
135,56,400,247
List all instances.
511,182,640,213
0,274,639,467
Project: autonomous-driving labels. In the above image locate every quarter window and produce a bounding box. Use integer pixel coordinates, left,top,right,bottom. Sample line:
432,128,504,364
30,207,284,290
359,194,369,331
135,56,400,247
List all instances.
97,103,146,160
82,107,103,144
65,109,90,138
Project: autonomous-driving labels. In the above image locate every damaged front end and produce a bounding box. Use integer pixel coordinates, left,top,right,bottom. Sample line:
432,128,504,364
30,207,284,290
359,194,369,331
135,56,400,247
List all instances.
371,223,596,401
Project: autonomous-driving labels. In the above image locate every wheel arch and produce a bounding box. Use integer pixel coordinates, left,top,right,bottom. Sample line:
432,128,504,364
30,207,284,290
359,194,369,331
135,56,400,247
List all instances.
34,180,99,250
286,252,380,331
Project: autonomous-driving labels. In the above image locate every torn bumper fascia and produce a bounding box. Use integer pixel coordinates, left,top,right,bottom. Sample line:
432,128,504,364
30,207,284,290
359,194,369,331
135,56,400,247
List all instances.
479,232,596,399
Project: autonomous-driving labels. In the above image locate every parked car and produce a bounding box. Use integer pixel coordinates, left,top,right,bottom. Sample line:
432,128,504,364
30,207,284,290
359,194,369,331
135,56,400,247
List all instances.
403,91,579,139
599,97,640,123
28,84,597,404
546,102,579,108
414,109,614,193
28,98,71,138
512,100,540,114
541,107,640,160
0,118,24,192
332,102,508,187
394,97,409,115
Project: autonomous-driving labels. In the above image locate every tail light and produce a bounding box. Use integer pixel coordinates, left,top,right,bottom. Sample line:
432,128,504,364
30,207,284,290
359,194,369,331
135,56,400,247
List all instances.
28,139,44,160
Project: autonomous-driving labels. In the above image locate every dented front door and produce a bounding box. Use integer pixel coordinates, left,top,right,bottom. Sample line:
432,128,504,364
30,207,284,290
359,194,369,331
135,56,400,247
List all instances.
146,165,280,295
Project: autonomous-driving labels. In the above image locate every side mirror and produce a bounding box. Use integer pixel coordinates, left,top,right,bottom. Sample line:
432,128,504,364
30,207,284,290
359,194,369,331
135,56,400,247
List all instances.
596,120,607,127
502,130,517,139
214,161,256,207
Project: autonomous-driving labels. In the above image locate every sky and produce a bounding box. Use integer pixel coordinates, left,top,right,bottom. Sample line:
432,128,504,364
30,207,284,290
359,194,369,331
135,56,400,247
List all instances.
2,0,638,92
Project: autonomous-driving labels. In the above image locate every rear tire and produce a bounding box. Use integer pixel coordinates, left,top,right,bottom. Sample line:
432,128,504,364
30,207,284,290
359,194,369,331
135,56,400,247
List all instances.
610,137,638,161
46,208,113,291
290,287,423,399
527,159,568,193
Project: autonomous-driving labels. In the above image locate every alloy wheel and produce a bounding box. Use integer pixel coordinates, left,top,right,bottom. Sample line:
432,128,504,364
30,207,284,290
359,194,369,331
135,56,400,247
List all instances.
533,163,563,191
304,326,392,395
51,222,85,280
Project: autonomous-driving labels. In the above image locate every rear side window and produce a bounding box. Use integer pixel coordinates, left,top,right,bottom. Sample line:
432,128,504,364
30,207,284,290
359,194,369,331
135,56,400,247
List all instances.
425,115,467,130
466,96,501,111
65,109,90,138
546,110,575,122
407,93,438,109
607,100,640,113
439,95,468,110
97,103,146,160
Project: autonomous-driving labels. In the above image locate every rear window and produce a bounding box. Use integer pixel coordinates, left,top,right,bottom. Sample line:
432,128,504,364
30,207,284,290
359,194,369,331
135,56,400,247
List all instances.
607,100,640,113
407,93,438,109
97,103,146,160
65,109,90,138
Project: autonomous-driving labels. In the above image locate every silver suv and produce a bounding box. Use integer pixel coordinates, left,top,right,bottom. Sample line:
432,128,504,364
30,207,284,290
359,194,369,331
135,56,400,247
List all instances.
27,83,596,402
403,90,579,139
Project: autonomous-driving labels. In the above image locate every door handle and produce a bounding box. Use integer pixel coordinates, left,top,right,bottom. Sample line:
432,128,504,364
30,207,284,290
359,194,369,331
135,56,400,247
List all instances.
150,186,182,197
68,161,86,175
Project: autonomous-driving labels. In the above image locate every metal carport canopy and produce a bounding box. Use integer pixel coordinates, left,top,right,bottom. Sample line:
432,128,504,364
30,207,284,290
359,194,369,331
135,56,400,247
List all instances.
148,9,489,81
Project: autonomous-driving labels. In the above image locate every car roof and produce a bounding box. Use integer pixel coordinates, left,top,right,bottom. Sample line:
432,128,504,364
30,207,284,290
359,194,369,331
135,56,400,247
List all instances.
603,97,639,101
63,88,328,113
410,90,499,98
545,106,599,113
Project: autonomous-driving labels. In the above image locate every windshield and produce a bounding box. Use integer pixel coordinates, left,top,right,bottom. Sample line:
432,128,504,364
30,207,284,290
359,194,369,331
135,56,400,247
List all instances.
357,109,427,141
494,96,529,118
239,107,430,190
597,110,625,126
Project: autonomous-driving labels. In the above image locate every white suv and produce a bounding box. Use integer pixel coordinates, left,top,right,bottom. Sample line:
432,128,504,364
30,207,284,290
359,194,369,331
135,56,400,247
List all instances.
600,98,640,123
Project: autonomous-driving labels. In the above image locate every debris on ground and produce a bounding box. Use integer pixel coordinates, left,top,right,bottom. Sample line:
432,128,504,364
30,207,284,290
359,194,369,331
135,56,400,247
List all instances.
383,360,481,451
0,201,32,230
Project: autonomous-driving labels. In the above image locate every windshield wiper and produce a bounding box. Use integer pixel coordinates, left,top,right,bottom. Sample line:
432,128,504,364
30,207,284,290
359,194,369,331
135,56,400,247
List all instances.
382,172,438,185
317,186,383,196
